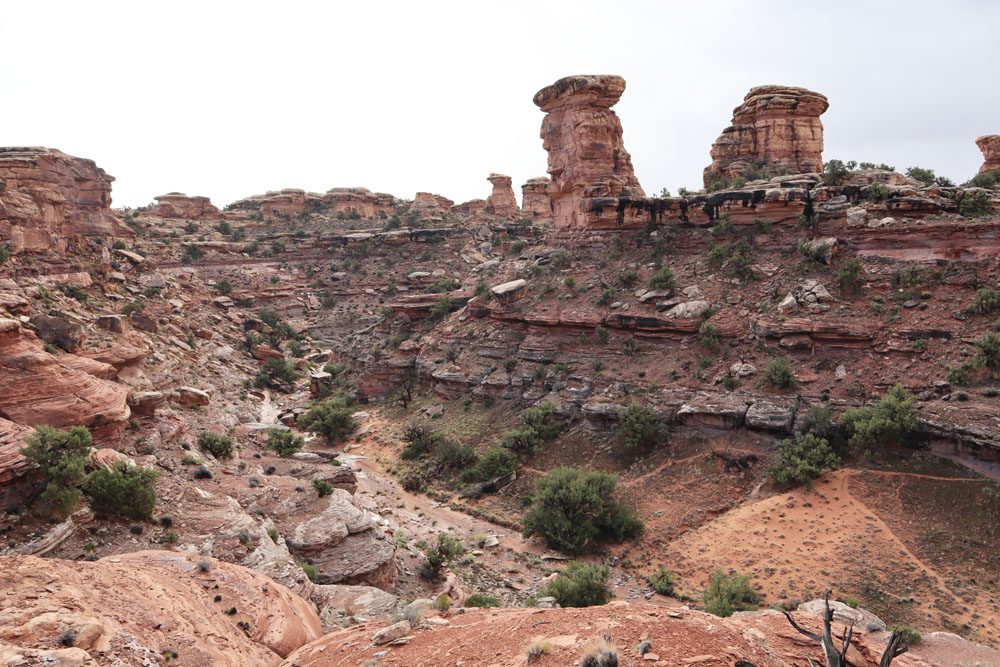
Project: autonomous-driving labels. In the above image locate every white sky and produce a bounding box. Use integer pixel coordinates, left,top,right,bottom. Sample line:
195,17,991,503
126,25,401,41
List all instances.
4,1,998,208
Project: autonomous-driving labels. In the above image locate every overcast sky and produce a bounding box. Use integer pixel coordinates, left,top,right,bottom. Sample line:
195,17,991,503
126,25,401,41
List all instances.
4,1,998,208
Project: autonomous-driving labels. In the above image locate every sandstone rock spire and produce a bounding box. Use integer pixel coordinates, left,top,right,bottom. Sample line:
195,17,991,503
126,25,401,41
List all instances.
703,85,829,187
976,135,1000,174
485,173,519,218
533,75,644,228
520,177,551,223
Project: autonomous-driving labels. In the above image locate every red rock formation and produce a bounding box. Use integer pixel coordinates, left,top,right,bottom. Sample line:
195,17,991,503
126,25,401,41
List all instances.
0,147,124,253
520,176,551,223
0,318,129,435
321,187,395,219
260,189,307,219
533,75,644,228
411,192,454,218
485,173,519,218
451,198,487,215
976,135,1000,174
151,192,221,219
0,418,36,509
0,551,322,664
703,85,829,187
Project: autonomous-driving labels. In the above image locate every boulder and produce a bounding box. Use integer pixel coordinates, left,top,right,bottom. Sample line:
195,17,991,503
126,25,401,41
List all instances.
171,386,209,406
491,279,526,297
664,300,711,319
372,620,411,645
30,314,83,352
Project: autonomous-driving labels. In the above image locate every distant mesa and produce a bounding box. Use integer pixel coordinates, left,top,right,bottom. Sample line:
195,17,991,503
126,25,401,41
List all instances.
976,135,1000,174
703,85,829,188
152,192,221,220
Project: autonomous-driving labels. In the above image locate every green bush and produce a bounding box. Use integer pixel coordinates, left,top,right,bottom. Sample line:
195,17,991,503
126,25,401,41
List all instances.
122,300,145,315
969,170,1000,189
419,532,465,580
81,461,158,519
971,288,1000,314
198,431,233,459
975,332,1000,374
905,166,936,186
298,398,356,443
615,403,668,450
837,257,864,294
767,433,840,486
522,467,642,554
617,269,639,288
840,383,916,456
0,243,10,264
544,562,611,607
312,479,333,497
648,266,676,290
428,296,454,320
959,191,992,218
20,426,92,518
254,358,302,390
181,244,204,263
521,401,564,441
763,357,795,389
267,429,304,457
461,446,516,484
703,569,759,617
433,440,478,471
500,427,541,454
215,279,233,296
401,423,441,460
822,159,851,186
465,593,500,608
647,566,676,596
56,283,88,303
698,321,718,349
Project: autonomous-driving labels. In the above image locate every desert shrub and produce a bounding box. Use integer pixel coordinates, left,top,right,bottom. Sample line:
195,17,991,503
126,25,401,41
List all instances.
122,300,145,315
401,423,441,460
703,569,759,617
647,566,677,596
905,166,936,186
767,433,840,486
254,358,302,390
971,288,1000,314
615,403,668,450
507,239,526,256
461,446,516,484
763,357,795,389
56,283,88,303
181,244,204,263
822,159,851,186
299,561,317,582
312,479,333,497
419,532,465,580
799,403,840,441
698,321,718,348
20,426,92,518
891,266,924,288
215,279,233,295
579,638,619,667
428,296,454,320
837,257,864,294
975,332,1000,374
474,279,490,298
500,427,541,454
298,398,356,443
465,593,500,608
267,430,303,457
544,562,611,607
499,401,564,455
526,639,552,663
960,190,993,218
549,249,571,269
797,241,829,268
81,461,158,519
648,265,676,290
617,269,638,288
708,238,755,282
969,170,1000,189
839,383,916,456
424,278,461,294
522,467,642,554
0,243,10,264
433,440,477,471
197,431,233,459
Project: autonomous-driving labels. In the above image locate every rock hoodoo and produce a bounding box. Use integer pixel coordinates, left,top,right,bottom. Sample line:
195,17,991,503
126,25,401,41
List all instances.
520,176,551,223
0,147,121,253
534,75,644,228
485,173,519,218
976,135,1000,174
151,192,221,219
703,85,829,187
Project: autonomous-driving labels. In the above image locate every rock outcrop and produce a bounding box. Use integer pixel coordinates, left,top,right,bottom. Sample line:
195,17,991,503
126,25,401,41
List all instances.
0,147,121,253
0,318,129,435
260,189,307,219
534,75,644,228
703,85,829,187
520,176,551,223
0,551,322,665
976,135,1000,174
0,418,36,510
411,192,454,218
321,187,395,219
485,173,518,218
151,192,222,219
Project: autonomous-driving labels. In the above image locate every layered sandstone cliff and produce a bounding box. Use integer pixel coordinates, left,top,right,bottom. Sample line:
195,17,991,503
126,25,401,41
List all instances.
485,173,518,217
703,85,829,187
152,192,221,219
534,75,644,228
321,187,395,219
0,318,129,435
0,147,122,253
976,135,1000,174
